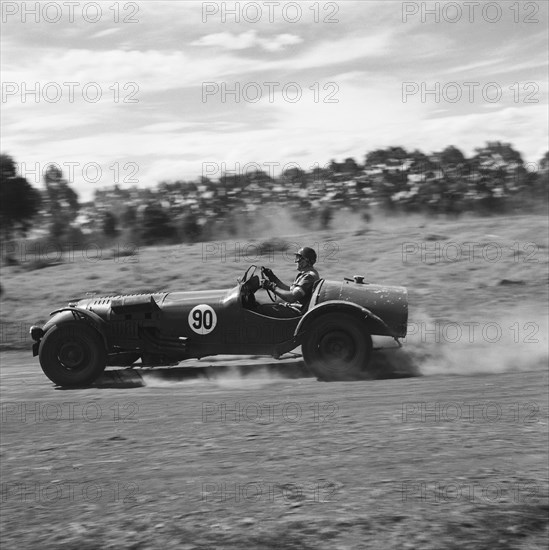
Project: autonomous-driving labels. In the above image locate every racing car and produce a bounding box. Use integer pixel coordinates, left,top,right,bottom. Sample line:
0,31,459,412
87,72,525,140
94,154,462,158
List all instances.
30,265,408,386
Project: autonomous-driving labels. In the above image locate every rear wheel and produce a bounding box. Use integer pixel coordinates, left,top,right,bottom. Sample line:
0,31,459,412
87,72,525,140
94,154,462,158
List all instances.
39,324,107,387
302,313,372,381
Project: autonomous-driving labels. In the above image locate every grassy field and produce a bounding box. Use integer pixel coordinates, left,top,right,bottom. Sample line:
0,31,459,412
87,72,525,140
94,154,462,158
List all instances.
1,211,548,373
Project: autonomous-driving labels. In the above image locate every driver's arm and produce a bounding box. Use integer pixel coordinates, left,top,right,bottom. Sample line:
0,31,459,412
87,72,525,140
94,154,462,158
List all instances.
274,280,290,291
263,268,289,290
270,285,304,303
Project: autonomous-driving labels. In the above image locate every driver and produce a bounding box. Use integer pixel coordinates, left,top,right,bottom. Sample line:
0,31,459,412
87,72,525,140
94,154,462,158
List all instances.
262,246,320,309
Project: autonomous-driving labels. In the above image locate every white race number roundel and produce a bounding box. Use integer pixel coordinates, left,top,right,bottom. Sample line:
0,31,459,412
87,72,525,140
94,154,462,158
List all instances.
188,305,217,335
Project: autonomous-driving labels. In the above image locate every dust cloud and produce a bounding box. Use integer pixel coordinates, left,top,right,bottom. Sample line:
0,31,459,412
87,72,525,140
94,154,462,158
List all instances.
140,364,309,389
403,309,549,376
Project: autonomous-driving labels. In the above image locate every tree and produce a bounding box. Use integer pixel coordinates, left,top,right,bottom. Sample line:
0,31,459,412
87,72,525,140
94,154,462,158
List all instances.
386,146,408,160
247,170,273,186
473,141,524,166
531,151,549,200
437,145,466,166
219,173,242,189
364,149,388,166
539,151,549,172
0,154,42,240
319,205,333,230
408,149,436,175
343,157,360,176
282,167,306,185
199,176,213,187
141,204,175,244
102,211,118,237
121,205,137,227
43,164,79,240
180,211,201,242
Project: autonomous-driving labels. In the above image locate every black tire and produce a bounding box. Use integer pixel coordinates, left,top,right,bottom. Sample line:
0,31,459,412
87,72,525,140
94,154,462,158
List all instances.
302,313,373,381
39,323,107,387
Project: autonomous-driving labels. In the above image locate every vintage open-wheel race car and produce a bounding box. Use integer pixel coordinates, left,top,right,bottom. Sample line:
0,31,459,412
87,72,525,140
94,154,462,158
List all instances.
30,265,408,386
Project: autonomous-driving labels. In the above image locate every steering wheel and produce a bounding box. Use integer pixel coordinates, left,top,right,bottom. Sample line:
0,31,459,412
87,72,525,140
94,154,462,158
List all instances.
260,266,277,302
240,265,257,284
240,265,260,309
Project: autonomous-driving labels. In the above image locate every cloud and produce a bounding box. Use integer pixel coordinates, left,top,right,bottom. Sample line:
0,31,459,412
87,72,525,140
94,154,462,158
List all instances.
417,105,549,161
273,32,393,71
191,30,302,52
1,30,396,106
90,28,122,39
1,47,261,97
261,33,303,52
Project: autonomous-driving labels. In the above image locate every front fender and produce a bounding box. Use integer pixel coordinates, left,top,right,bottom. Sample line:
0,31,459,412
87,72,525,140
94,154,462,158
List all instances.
43,308,108,347
295,300,400,339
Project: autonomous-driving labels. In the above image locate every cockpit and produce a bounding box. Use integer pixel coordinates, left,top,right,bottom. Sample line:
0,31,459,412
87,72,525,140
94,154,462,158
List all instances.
238,265,323,319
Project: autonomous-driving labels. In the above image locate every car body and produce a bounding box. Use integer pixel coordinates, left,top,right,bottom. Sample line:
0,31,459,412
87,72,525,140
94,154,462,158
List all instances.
30,266,408,386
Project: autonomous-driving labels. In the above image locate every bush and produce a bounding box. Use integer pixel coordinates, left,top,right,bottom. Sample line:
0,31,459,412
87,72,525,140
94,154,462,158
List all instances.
179,212,202,242
141,205,176,245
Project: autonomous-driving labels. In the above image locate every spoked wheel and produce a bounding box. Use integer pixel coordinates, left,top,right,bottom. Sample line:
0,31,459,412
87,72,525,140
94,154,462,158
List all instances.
302,313,373,381
39,324,107,387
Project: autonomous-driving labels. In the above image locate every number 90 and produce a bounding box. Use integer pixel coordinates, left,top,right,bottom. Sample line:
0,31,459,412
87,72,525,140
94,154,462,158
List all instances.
188,305,217,335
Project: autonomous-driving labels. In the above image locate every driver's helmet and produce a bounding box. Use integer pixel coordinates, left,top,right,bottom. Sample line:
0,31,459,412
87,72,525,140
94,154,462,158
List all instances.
295,246,317,265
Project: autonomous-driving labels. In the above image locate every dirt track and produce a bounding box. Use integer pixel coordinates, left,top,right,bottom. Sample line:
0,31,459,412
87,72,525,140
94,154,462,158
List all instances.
1,350,547,549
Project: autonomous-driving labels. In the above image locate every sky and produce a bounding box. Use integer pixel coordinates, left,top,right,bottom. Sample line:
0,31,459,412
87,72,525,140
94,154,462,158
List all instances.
1,0,548,201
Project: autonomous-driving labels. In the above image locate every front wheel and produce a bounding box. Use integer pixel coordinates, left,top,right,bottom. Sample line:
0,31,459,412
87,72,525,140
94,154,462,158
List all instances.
39,324,107,387
302,313,372,381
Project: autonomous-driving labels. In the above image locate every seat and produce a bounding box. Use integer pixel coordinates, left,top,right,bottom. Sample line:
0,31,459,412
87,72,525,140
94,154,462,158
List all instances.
302,278,324,311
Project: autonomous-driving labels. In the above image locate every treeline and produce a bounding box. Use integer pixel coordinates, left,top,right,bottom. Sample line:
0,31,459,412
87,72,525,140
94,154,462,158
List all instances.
1,142,547,246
